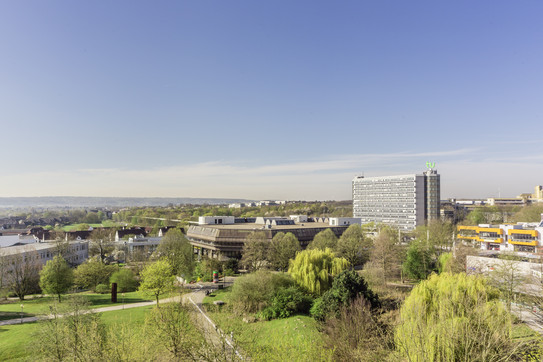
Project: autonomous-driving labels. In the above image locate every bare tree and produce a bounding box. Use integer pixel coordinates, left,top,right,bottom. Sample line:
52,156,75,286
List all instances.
5,251,41,300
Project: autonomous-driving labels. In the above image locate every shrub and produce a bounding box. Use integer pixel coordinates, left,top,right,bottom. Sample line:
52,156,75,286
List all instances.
310,270,379,321
260,287,313,320
230,270,294,314
110,268,138,292
95,284,110,294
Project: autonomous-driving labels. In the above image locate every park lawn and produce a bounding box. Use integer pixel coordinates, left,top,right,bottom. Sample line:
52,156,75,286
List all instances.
203,288,331,361
0,305,155,361
62,223,104,231
0,291,152,321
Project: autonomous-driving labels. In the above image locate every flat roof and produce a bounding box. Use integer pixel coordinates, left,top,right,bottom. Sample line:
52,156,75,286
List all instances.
191,222,338,231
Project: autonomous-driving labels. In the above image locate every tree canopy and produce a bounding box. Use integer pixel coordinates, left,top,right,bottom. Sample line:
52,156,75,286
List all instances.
268,232,301,271
307,228,338,251
395,273,526,361
288,248,349,295
138,259,175,305
337,224,372,268
40,255,74,302
240,231,269,271
154,228,194,278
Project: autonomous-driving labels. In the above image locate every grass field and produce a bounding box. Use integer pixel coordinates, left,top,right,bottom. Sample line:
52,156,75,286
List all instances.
0,291,151,321
203,288,331,361
0,305,155,361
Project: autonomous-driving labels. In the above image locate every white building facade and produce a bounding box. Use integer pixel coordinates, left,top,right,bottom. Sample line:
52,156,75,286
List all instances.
352,170,440,231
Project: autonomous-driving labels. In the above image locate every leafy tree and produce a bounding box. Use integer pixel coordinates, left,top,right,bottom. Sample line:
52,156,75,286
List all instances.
337,224,372,268
230,270,294,314
260,286,313,320
138,259,175,306
269,232,301,271
154,228,194,278
145,302,200,360
288,248,349,295
364,227,402,288
110,268,138,292
395,273,528,361
307,229,338,251
40,255,74,302
310,269,379,320
5,252,41,300
240,231,269,271
74,257,116,292
512,204,543,222
402,240,435,281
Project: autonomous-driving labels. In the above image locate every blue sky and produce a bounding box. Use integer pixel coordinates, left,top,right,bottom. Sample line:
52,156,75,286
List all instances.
1,1,542,200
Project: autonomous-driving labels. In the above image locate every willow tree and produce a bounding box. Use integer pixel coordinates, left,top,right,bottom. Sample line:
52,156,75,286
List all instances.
288,248,349,295
395,273,529,361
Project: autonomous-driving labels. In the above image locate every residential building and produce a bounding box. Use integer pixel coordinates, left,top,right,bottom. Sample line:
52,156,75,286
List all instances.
352,169,440,231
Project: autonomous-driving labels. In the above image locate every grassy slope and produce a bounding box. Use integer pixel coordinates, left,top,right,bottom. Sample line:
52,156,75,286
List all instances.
203,288,331,361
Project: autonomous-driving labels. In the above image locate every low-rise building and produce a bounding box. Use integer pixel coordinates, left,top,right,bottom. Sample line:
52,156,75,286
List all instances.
457,215,543,254
187,216,350,260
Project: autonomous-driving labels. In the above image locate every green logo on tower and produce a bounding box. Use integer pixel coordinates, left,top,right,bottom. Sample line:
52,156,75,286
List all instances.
426,161,435,169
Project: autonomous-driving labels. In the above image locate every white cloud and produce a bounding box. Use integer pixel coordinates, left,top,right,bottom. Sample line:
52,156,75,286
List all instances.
1,148,541,200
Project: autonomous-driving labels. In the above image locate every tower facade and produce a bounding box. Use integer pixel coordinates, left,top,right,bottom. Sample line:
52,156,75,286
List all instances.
352,170,440,231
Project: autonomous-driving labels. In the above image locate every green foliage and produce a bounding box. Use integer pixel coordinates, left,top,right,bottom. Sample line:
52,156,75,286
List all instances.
402,241,435,280
437,252,453,274
241,231,269,271
269,232,301,271
337,223,373,267
310,270,379,320
110,268,138,292
95,283,110,294
154,228,194,278
230,270,294,314
74,258,117,292
260,286,313,320
138,259,175,305
512,204,543,222
307,228,338,251
39,255,74,302
395,273,529,361
288,248,349,295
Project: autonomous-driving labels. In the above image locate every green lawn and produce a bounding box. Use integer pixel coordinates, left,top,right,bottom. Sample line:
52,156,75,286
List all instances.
203,288,331,361
0,306,154,361
0,291,151,321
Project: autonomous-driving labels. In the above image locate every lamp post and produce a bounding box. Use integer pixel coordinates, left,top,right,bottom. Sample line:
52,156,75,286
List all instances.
122,293,125,310
20,304,24,324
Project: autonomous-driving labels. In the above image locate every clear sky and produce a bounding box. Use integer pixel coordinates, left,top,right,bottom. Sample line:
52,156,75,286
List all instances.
1,1,542,200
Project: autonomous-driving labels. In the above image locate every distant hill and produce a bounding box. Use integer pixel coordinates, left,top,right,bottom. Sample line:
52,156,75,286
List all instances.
0,196,253,209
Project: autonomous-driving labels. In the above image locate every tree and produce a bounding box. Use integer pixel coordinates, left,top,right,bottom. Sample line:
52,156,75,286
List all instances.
138,259,175,306
40,255,74,302
110,268,138,292
364,228,402,288
154,228,194,278
145,302,200,360
310,269,379,320
307,229,338,251
268,232,301,271
489,253,527,313
240,231,269,271
402,240,434,281
89,229,116,263
288,248,349,295
74,257,117,292
337,224,372,268
395,273,529,361
5,251,41,300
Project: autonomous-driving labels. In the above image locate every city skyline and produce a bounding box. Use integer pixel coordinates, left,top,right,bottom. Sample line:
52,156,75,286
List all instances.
1,1,542,200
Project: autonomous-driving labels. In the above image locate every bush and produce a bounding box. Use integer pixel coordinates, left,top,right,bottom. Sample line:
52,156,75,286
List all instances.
230,270,294,314
260,287,313,320
310,270,379,321
110,268,138,292
95,284,110,294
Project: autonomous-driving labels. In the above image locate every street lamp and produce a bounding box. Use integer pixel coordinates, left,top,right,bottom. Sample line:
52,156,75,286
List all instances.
122,293,125,310
20,304,24,324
